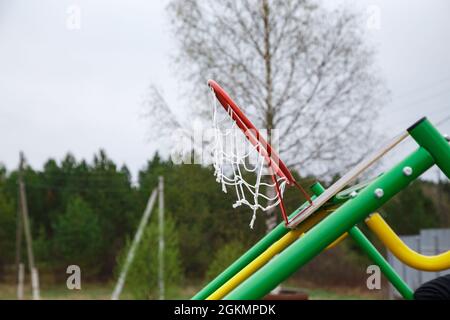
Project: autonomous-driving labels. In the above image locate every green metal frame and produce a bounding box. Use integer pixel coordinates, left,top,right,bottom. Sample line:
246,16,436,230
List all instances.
194,117,449,300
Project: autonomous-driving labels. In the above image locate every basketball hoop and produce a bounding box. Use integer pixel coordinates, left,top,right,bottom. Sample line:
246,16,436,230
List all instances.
209,80,313,228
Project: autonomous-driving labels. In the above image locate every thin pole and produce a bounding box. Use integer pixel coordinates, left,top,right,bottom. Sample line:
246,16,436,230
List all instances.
18,152,40,300
348,226,414,300
158,176,165,300
111,189,158,300
17,263,24,300
15,189,24,300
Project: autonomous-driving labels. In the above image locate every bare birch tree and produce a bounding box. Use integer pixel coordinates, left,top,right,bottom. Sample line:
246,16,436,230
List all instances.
145,0,387,227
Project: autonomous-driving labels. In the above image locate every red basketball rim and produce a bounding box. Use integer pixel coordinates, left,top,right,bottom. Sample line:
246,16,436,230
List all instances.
208,79,295,185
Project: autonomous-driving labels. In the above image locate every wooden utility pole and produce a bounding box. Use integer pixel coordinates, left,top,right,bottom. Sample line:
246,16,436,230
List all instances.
15,196,24,300
158,176,165,300
18,152,40,300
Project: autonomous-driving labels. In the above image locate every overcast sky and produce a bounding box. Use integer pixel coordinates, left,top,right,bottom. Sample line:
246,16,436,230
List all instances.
0,0,449,183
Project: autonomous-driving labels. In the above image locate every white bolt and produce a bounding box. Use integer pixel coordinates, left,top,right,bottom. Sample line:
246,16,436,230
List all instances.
403,166,413,176
350,191,358,198
444,134,450,142
374,188,384,198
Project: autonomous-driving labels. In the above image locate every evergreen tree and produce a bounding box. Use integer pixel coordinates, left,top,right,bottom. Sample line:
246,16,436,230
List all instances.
53,196,103,277
116,216,182,299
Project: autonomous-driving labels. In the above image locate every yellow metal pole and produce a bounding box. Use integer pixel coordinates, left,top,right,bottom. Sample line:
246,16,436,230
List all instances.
366,213,450,271
325,232,348,250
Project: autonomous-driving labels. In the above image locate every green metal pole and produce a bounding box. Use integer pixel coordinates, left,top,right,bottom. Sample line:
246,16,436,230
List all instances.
310,181,326,195
348,226,414,300
224,147,434,299
408,117,450,179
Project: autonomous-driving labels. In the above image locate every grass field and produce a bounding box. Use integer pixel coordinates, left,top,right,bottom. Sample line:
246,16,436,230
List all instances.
0,281,383,300
0,282,115,300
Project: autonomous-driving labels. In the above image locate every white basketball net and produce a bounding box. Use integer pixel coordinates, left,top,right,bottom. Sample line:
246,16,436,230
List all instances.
210,88,287,229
